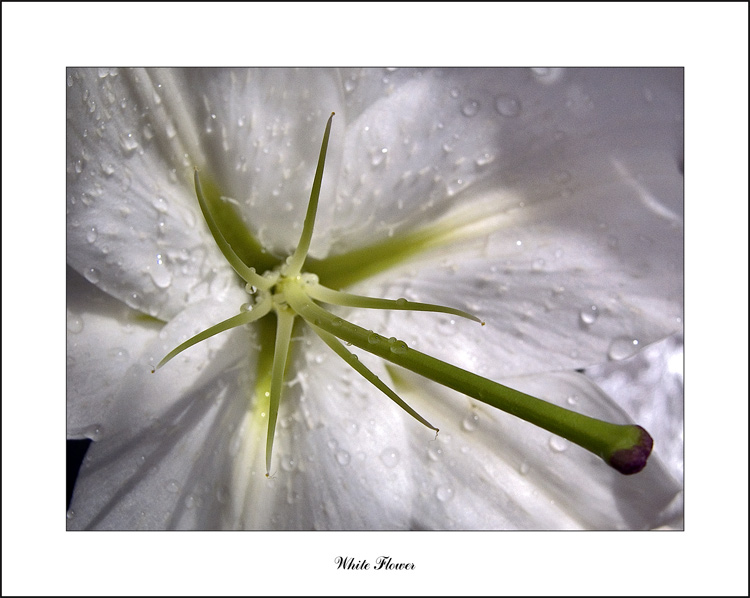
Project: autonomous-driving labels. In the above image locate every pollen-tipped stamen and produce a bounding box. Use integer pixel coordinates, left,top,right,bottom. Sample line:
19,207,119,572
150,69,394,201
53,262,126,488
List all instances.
285,112,335,278
311,324,438,433
154,296,272,371
306,283,484,325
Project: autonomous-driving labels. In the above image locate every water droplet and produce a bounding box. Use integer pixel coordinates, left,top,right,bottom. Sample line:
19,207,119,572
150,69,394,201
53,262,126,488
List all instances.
475,152,495,166
368,332,380,344
67,311,84,333
125,292,142,310
281,455,297,472
608,336,640,360
85,425,103,441
335,450,351,466
566,394,578,406
579,305,599,325
461,99,480,117
165,480,180,493
148,261,173,289
84,267,100,284
119,133,139,156
379,448,400,468
427,447,443,461
519,462,530,475
462,413,480,432
389,339,408,354
435,486,454,502
332,318,343,327
107,347,129,360
396,297,407,307
184,494,196,509
152,197,169,214
549,436,569,453
100,162,115,177
66,509,76,520
495,94,521,117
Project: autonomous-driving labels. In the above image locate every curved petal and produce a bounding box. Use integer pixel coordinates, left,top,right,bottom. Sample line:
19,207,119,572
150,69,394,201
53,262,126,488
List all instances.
67,68,239,319
185,68,346,258
68,327,422,530
393,368,682,529
324,68,682,258
67,267,161,436
67,294,261,529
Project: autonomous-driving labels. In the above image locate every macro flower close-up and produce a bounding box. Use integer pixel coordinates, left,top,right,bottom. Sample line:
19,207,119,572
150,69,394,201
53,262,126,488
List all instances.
66,67,683,530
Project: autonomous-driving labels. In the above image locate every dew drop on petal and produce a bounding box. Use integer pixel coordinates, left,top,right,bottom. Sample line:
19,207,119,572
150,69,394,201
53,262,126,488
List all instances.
66,509,76,520
165,480,180,493
461,99,480,117
379,448,400,468
608,336,640,361
519,462,530,475
67,311,84,334
462,413,480,432
85,425,103,441
125,292,142,310
107,347,130,360
435,486,454,502
549,436,569,453
84,267,100,284
335,450,351,466
579,305,599,326
148,261,173,289
86,227,98,243
495,94,521,117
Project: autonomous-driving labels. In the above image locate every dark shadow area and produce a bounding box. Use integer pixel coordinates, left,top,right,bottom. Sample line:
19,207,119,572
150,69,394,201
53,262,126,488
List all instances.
67,439,91,509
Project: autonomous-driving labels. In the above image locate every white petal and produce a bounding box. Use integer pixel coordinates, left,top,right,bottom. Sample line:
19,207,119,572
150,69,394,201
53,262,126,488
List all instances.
325,69,682,255
67,295,261,529
394,368,682,529
67,267,160,436
67,68,237,319
187,68,345,257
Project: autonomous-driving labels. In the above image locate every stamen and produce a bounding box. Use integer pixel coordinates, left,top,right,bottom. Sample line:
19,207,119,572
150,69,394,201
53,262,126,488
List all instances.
265,307,296,475
306,283,484,325
154,295,272,370
311,324,438,432
285,112,335,277
194,169,273,290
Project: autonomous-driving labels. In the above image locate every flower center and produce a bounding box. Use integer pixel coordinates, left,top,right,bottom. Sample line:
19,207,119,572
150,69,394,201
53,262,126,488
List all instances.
155,112,655,477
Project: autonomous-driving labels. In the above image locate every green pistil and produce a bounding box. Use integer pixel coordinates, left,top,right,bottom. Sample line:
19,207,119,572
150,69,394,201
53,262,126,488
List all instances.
156,113,654,477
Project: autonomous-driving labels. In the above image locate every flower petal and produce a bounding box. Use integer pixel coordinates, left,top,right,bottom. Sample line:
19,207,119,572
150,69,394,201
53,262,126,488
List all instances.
392,368,682,529
66,68,238,320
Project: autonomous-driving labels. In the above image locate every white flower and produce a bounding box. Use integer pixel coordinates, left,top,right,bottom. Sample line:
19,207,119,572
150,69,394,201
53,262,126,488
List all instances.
66,68,683,529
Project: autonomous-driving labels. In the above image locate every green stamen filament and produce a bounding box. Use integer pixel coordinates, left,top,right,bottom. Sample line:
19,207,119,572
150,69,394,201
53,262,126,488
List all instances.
285,112,335,278
154,295,272,371
305,283,484,325
265,306,295,475
194,169,275,291
310,323,438,432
